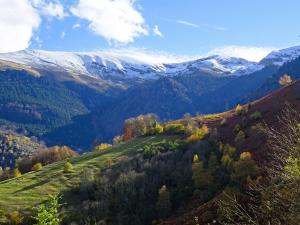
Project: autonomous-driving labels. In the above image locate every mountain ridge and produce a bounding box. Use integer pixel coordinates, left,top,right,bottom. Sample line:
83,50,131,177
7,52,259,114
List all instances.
0,49,265,81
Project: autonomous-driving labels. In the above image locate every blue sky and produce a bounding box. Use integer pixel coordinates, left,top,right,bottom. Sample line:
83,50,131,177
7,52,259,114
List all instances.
1,0,300,61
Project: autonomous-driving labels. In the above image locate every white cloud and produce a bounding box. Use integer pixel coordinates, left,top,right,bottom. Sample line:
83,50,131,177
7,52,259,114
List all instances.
153,25,163,37
214,26,227,31
42,2,66,19
60,31,66,39
176,20,200,28
34,36,43,48
175,20,227,31
209,46,276,62
70,0,148,44
0,0,68,53
102,46,276,65
0,0,40,53
72,23,81,29
98,48,197,65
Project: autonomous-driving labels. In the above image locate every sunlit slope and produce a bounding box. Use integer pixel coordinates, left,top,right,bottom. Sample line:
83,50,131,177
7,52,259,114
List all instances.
0,136,169,212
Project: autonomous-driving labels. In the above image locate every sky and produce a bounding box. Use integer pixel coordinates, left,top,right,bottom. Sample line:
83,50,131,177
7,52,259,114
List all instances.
0,0,300,62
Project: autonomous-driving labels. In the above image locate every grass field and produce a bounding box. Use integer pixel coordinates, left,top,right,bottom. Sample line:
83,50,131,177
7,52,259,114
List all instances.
0,135,170,216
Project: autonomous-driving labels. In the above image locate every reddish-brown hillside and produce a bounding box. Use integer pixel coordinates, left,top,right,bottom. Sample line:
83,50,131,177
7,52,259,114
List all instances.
159,80,300,225
201,79,300,163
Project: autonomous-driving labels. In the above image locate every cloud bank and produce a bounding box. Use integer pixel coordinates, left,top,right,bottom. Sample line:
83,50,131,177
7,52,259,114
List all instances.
209,46,276,62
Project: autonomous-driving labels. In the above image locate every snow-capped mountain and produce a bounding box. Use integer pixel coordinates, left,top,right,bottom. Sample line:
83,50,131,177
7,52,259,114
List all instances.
261,46,300,66
1,46,300,81
0,49,262,80
164,55,263,77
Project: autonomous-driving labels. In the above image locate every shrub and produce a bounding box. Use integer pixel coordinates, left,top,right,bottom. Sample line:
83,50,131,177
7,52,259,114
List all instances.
13,168,22,177
186,125,209,142
240,151,252,160
64,162,74,173
7,211,23,225
0,209,5,217
33,195,62,225
193,154,200,163
93,143,112,152
235,104,244,115
164,123,185,135
141,140,183,158
250,111,263,120
147,123,164,135
32,163,42,172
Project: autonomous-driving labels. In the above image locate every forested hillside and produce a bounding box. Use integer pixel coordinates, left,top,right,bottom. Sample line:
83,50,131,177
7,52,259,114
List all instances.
0,78,300,224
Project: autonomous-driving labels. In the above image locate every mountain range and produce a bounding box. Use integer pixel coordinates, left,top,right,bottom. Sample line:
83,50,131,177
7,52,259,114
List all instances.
0,46,300,150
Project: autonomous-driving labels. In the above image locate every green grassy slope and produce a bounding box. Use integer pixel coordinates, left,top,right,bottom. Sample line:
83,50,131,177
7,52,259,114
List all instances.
0,136,169,214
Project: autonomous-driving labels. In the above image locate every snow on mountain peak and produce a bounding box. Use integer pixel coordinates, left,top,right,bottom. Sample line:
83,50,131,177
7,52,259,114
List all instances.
0,49,265,80
261,46,300,66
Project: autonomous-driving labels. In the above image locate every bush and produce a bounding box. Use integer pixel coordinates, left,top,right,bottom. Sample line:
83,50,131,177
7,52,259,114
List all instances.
240,151,252,160
164,123,185,134
147,123,164,135
93,143,112,152
235,104,243,115
13,168,22,177
193,154,200,163
141,140,183,158
33,195,62,225
186,125,209,142
7,211,23,225
64,162,74,173
235,104,248,115
250,111,263,120
32,163,43,172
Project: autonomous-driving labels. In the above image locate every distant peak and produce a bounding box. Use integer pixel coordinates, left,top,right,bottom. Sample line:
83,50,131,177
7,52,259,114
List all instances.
261,45,300,66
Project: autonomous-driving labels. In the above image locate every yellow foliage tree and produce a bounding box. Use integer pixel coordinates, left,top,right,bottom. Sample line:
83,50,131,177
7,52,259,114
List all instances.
240,151,252,160
32,163,42,172
279,74,292,86
193,154,200,163
93,143,112,152
235,104,244,115
13,168,22,177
